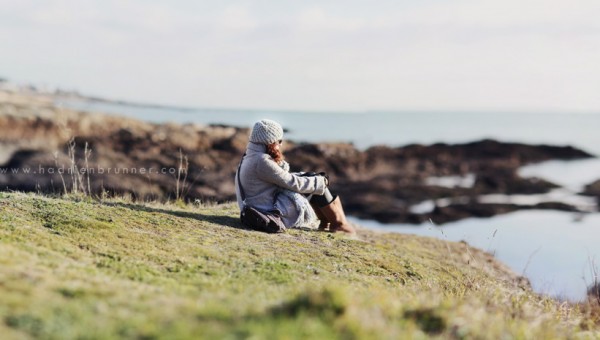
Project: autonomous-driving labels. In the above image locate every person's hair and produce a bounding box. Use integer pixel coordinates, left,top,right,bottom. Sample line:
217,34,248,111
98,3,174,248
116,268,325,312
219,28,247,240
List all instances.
266,143,284,164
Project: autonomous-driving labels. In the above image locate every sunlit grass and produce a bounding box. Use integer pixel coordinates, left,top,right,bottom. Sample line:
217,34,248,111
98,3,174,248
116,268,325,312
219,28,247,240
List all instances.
0,192,598,339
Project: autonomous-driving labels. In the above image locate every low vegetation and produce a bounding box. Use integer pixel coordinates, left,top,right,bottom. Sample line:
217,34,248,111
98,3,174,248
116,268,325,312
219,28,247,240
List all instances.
0,192,598,339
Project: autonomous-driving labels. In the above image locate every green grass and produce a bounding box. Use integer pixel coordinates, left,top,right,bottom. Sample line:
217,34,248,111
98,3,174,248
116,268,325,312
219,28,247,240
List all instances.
0,192,598,339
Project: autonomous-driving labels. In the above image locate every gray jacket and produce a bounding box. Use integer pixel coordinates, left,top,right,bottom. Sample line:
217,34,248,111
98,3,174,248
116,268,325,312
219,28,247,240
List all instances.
235,142,326,227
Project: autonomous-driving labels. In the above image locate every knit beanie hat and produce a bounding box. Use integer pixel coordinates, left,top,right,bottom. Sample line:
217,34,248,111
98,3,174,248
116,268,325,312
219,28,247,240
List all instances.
249,119,284,145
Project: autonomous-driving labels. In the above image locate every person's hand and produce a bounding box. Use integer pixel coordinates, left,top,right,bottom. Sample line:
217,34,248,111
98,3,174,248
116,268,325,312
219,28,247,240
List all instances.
298,171,329,186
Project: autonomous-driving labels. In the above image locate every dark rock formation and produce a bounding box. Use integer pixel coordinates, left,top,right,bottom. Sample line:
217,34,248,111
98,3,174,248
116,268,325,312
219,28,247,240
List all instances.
0,104,251,201
583,180,600,199
1,100,595,224
284,140,593,224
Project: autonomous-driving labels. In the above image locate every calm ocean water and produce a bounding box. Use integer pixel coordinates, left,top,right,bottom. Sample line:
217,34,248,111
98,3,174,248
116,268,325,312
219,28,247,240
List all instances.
62,99,600,301
60,100,600,155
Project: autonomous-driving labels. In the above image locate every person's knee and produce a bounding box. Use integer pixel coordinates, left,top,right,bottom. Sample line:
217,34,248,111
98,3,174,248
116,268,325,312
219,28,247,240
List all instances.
310,188,336,207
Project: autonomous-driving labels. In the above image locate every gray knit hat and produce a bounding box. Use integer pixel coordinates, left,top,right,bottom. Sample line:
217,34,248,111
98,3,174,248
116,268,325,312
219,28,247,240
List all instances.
249,119,284,145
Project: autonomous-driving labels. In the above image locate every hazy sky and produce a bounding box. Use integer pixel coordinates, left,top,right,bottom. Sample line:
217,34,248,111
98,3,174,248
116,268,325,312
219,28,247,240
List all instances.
1,0,599,112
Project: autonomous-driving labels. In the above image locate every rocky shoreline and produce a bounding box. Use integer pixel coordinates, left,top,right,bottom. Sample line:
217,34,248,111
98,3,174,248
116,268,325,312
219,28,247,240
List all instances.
1,90,598,224
285,140,595,224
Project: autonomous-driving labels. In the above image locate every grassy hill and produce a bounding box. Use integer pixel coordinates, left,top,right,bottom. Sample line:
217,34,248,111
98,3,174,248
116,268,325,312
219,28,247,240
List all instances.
0,192,598,339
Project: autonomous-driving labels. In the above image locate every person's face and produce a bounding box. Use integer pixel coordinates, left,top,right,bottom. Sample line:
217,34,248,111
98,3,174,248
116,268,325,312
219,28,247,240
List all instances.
272,139,283,150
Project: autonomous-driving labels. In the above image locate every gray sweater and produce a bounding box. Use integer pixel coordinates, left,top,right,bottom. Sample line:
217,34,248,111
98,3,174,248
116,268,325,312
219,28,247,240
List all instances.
235,142,326,227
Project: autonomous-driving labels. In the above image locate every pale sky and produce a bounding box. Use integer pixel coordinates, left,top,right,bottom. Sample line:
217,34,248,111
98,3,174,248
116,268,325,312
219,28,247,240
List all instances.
1,0,599,112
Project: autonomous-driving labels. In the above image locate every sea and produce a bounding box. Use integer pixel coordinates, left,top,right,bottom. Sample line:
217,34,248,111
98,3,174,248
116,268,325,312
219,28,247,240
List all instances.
61,99,600,301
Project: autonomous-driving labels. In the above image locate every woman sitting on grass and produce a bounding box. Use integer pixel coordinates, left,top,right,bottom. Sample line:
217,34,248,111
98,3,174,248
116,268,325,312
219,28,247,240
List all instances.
235,119,355,235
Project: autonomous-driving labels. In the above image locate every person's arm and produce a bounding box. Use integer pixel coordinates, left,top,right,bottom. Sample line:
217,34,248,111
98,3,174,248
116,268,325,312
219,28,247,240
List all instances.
279,160,290,172
256,156,327,195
